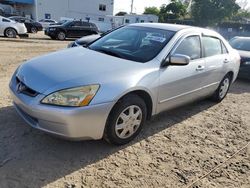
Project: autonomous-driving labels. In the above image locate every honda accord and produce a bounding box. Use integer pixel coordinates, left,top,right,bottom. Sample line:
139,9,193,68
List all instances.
9,23,240,145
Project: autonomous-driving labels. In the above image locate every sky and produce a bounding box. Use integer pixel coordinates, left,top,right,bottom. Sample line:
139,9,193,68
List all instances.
114,0,170,14
114,0,249,15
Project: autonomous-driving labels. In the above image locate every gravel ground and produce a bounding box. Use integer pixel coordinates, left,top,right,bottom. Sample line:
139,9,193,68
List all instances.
0,33,249,188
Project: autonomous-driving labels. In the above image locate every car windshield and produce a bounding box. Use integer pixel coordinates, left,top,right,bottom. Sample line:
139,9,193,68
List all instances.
229,38,250,51
88,26,175,63
62,20,73,26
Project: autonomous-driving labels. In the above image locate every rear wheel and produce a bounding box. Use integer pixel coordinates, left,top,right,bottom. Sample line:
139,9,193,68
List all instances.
5,28,17,38
211,74,232,102
30,27,37,33
57,31,66,40
104,94,147,145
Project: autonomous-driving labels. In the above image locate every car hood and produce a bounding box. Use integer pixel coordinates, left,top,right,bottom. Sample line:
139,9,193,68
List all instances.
16,47,152,94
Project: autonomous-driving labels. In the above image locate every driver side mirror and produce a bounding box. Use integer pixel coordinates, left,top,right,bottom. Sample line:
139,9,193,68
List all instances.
169,54,190,66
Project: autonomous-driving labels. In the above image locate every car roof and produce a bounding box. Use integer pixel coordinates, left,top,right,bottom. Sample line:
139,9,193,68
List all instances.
130,23,223,38
10,16,30,19
130,23,191,32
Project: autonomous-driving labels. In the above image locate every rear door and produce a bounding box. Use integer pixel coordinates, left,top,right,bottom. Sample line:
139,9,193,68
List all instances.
201,36,229,93
67,21,82,37
79,22,91,37
158,34,207,113
0,18,4,35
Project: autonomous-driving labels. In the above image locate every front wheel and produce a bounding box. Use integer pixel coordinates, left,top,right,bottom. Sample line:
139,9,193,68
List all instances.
57,31,66,40
211,74,232,102
104,94,147,145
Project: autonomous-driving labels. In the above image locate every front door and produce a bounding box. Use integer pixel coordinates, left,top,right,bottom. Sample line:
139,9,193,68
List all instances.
157,34,207,113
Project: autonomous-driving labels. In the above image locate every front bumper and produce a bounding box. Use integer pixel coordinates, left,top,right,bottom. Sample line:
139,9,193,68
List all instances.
44,29,57,38
9,83,115,140
238,63,250,80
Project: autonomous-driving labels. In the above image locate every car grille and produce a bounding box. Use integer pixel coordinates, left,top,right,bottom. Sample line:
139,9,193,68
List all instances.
16,77,39,97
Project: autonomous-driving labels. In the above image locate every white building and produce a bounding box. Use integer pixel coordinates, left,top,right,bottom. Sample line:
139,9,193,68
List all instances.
1,0,114,21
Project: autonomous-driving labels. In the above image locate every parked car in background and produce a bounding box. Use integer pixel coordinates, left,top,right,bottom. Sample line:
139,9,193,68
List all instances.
67,34,101,48
10,23,240,145
9,16,43,33
39,19,57,29
45,20,99,40
49,20,68,26
67,26,124,48
229,36,250,80
0,16,27,38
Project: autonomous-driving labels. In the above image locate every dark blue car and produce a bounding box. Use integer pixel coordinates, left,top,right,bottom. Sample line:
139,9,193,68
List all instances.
230,37,250,80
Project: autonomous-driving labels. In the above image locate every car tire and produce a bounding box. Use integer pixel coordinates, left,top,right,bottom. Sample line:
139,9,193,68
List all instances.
4,28,17,38
104,94,147,145
57,31,66,40
211,74,232,102
30,27,37,33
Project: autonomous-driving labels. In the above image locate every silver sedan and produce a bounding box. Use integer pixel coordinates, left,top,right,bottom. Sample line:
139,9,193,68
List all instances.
9,23,240,145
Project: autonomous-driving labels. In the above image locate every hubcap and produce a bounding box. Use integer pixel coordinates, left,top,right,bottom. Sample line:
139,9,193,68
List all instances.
31,27,37,33
6,29,15,38
58,32,65,40
219,78,230,98
115,105,142,139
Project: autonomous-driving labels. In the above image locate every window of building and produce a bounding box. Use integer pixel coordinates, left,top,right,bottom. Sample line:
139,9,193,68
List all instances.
202,36,223,57
125,19,130,24
174,36,201,60
98,17,105,22
99,4,106,11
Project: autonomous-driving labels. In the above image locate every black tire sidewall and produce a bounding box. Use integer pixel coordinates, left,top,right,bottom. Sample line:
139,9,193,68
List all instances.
5,28,17,38
31,27,37,33
104,94,147,145
213,74,231,102
57,31,65,40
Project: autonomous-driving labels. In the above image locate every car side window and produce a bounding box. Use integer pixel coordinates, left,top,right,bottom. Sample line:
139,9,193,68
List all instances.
202,36,223,57
2,18,10,22
173,36,201,60
81,22,90,28
71,21,81,27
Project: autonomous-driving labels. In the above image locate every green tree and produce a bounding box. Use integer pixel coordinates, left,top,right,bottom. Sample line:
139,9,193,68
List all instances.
144,7,160,16
232,9,250,21
159,0,187,22
191,0,240,26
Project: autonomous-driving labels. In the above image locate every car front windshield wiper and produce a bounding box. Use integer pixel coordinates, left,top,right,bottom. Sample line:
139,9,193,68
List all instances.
91,48,123,58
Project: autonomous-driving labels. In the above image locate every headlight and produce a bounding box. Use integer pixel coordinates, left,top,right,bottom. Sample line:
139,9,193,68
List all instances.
243,61,250,65
41,85,100,107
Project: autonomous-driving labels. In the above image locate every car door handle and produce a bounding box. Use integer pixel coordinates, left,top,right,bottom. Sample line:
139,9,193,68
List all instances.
224,59,230,63
196,65,205,71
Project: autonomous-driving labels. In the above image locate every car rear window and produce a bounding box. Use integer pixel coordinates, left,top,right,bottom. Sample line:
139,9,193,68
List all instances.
2,18,11,22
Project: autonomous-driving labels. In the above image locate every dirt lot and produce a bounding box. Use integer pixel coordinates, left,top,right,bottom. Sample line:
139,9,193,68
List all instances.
0,32,249,188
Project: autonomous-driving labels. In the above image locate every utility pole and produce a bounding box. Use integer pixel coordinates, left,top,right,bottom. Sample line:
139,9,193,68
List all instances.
130,0,134,14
